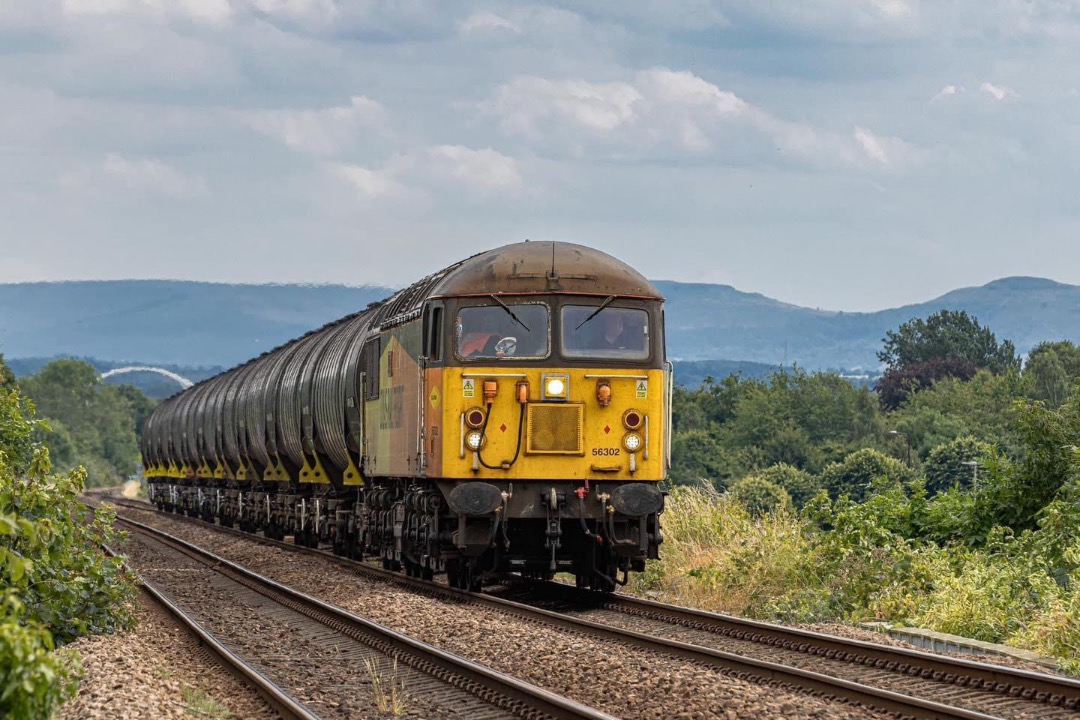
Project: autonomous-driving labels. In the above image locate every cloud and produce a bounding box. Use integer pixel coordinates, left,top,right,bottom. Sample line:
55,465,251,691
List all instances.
61,0,233,25
458,11,520,35
980,82,1018,101
483,68,918,169
932,85,961,101
243,96,389,155
486,76,643,138
61,154,207,199
325,163,403,200
326,145,523,201
424,145,523,195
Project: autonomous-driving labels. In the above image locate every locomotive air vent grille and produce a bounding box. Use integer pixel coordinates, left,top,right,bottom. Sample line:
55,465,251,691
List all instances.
526,403,584,455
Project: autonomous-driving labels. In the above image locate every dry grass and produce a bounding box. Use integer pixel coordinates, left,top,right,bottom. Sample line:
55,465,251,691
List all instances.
364,657,408,715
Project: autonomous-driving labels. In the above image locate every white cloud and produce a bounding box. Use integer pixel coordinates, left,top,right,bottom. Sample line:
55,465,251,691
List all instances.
252,0,338,20
325,163,403,200
244,96,389,155
981,82,1018,101
425,146,523,195
326,146,522,201
485,68,919,167
458,11,520,35
62,0,233,25
871,0,914,20
932,84,961,101
61,154,207,199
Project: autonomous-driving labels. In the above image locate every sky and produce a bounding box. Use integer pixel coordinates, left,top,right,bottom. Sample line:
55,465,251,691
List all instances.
1,1,1078,311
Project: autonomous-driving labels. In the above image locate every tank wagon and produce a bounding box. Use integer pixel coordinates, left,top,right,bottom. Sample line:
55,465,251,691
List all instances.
143,241,670,591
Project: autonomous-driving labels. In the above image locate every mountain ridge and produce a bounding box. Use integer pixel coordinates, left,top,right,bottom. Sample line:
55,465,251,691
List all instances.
2,276,1078,370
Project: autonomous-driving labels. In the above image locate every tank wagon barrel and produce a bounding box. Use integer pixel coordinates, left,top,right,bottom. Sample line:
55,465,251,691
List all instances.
144,241,671,591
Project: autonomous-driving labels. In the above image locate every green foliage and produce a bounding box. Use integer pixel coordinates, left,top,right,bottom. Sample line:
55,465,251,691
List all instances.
19,359,151,487
0,356,14,391
756,463,821,508
924,436,994,495
1026,348,1070,407
819,448,914,502
1028,341,1080,385
730,476,791,517
878,309,1020,374
0,386,136,718
669,368,882,487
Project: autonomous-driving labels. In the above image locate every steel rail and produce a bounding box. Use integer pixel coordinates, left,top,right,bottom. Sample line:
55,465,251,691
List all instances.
108,500,1008,719
103,545,321,720
113,514,617,720
557,585,1080,708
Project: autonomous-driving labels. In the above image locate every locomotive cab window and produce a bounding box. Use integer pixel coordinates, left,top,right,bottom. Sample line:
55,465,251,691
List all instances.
455,303,549,360
561,305,650,361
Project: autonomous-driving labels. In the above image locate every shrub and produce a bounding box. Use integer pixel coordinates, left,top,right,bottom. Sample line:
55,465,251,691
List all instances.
0,387,136,718
730,476,791,517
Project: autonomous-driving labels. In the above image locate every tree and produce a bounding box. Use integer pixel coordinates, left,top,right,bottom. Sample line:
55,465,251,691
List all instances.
730,476,791,516
19,360,147,485
820,448,914,502
878,310,1019,373
1028,341,1080,382
0,355,14,390
756,463,822,508
923,436,994,495
1025,347,1070,406
876,310,1019,408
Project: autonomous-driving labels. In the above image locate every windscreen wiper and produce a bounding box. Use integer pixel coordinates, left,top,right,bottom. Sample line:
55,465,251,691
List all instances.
489,294,530,332
575,295,615,330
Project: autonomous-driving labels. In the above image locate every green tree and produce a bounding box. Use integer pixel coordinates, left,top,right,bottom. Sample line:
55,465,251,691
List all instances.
0,355,14,390
19,360,147,485
730,476,791,516
876,311,1020,408
757,463,822,508
670,429,730,488
924,436,994,495
819,448,914,502
1028,341,1080,382
878,310,1020,373
1025,348,1070,406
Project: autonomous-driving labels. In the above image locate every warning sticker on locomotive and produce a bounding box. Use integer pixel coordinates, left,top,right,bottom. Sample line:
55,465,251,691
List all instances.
429,387,440,409
463,378,475,398
635,380,648,399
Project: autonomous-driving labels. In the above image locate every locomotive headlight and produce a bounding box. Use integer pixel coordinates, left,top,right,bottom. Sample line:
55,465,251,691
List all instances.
466,431,485,451
542,373,569,401
623,432,643,453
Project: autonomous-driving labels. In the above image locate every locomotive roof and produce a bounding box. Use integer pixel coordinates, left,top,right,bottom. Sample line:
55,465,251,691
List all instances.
431,241,662,300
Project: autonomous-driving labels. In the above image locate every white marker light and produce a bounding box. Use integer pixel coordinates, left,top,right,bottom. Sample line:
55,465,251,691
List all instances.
546,378,565,397
466,431,484,451
623,433,642,453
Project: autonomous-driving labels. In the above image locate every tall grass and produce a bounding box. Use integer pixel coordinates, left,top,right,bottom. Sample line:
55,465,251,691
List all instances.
631,485,1080,672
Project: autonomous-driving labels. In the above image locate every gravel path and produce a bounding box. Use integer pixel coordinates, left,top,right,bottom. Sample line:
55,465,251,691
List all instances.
58,591,282,720
116,506,889,720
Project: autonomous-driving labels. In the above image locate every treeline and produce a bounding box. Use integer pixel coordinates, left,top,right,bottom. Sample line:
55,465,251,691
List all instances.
0,356,153,487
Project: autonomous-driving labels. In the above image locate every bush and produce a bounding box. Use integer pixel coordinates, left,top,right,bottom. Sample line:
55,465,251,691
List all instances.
730,476,791,516
0,386,136,718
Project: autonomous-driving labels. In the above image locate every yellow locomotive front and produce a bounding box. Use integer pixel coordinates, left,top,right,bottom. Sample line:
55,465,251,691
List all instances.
421,243,670,591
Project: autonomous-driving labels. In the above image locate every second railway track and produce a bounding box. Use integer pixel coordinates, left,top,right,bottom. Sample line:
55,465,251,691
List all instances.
106,496,1080,719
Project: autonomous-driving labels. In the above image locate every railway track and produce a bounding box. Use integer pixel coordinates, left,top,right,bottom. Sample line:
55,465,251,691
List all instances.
117,557,319,720
116,514,616,720
107,497,1080,719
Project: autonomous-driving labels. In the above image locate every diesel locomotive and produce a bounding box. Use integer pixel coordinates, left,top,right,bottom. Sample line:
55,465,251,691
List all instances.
142,241,670,591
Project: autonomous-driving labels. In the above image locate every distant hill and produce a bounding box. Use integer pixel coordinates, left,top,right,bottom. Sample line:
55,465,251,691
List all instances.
2,276,1079,374
0,281,393,367
657,276,1080,367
